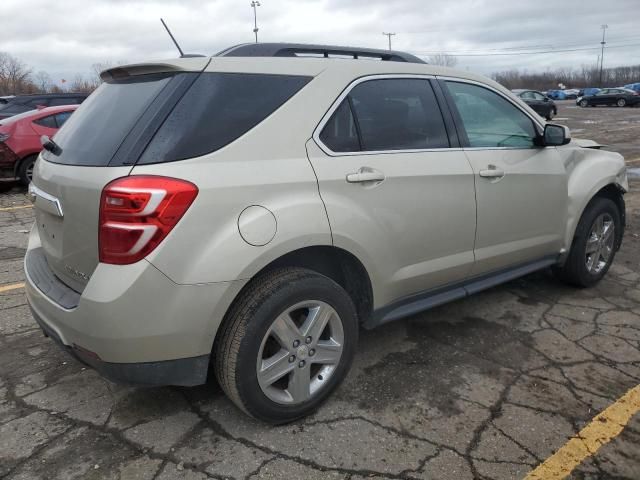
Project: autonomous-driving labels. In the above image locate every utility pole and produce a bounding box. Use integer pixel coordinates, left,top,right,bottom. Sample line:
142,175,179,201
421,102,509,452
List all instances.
251,1,261,43
382,32,396,50
599,24,608,85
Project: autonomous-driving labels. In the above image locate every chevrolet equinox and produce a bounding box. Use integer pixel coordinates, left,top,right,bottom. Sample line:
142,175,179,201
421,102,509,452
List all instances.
25,43,628,424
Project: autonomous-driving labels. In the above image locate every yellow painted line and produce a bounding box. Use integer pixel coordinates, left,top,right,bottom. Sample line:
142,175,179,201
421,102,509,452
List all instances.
0,204,33,212
525,384,640,480
0,282,25,293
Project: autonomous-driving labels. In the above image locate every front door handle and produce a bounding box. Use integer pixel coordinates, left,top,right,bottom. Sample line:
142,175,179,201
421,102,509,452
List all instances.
479,166,505,179
346,168,385,184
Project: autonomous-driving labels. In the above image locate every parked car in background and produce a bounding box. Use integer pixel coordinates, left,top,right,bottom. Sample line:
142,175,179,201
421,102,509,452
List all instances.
546,89,567,100
0,93,87,120
0,105,78,184
577,88,640,108
578,87,601,97
512,89,557,120
624,83,640,93
0,96,15,104
563,89,580,99
24,43,628,424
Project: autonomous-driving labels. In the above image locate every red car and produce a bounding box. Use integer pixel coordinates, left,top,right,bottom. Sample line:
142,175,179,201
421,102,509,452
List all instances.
0,105,77,185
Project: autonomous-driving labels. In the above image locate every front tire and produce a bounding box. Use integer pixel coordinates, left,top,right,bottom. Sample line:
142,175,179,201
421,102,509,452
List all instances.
554,197,621,287
579,99,588,108
214,267,358,424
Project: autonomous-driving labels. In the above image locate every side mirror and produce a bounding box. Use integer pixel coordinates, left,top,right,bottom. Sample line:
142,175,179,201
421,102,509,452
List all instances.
543,124,571,146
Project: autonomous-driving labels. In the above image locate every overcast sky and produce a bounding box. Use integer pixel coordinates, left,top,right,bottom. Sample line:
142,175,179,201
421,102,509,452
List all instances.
2,0,639,85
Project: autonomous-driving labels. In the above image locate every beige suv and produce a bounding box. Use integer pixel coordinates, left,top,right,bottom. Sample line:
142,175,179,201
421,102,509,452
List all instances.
25,43,628,423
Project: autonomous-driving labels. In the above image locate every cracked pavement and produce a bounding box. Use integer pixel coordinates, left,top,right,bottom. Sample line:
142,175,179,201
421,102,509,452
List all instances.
2,181,639,480
2,119,640,478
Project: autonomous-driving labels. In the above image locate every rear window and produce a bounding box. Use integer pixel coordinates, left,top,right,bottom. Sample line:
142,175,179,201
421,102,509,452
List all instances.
44,74,174,166
137,73,311,164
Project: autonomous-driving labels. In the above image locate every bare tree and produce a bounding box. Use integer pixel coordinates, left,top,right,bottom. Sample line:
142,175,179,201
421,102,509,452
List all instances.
69,74,99,93
0,52,33,95
429,53,458,68
34,70,52,93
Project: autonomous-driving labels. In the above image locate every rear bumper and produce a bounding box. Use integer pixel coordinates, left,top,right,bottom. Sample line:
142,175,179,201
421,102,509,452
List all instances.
30,305,209,386
24,227,246,386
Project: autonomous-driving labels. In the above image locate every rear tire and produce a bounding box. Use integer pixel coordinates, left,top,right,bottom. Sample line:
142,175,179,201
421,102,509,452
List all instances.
17,155,37,186
617,98,627,107
554,197,621,288
214,267,358,424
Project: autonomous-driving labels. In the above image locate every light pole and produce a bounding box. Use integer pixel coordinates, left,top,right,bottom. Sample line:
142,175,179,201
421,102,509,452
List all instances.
251,1,261,43
382,32,396,50
599,24,608,85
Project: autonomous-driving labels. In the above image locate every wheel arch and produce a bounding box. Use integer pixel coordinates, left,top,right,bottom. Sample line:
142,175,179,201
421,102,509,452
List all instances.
219,245,374,335
562,180,626,264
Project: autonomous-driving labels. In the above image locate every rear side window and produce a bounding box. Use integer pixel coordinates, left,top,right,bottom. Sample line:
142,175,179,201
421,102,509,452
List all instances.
55,111,73,127
319,100,360,152
138,73,311,164
46,74,174,166
33,115,57,128
319,78,449,153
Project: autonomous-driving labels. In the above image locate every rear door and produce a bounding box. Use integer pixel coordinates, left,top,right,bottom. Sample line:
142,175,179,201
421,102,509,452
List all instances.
30,72,183,292
307,76,477,306
441,79,567,275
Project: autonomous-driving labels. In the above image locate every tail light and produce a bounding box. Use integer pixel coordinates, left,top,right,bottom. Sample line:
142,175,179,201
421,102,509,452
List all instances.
99,176,198,265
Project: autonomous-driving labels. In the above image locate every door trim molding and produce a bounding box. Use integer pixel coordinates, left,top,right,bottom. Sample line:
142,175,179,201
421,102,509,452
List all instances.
365,255,558,329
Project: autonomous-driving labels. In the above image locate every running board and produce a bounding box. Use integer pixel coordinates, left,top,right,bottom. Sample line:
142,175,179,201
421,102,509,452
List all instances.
365,256,558,329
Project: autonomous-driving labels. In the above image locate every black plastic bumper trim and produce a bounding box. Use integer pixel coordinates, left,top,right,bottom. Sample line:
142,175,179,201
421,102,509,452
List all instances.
29,305,209,387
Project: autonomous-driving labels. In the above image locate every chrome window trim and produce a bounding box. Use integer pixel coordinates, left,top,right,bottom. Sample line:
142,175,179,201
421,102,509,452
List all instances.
312,74,547,157
312,73,462,157
28,182,64,218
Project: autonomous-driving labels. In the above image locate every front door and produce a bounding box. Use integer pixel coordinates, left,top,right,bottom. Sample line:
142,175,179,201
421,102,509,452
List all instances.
307,77,477,307
441,80,568,276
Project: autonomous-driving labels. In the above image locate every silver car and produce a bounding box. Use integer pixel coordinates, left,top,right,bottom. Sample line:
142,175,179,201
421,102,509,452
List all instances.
24,43,628,424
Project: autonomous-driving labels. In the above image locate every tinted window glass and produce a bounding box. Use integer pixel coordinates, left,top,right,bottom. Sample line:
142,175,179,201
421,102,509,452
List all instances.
347,79,448,151
520,91,535,100
533,92,546,101
33,115,57,129
138,73,311,164
446,81,537,148
0,104,30,115
49,97,74,106
26,98,48,107
46,74,173,166
319,100,360,152
54,111,73,127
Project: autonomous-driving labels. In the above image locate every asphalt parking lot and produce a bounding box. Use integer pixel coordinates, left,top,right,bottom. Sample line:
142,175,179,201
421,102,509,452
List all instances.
1,103,640,479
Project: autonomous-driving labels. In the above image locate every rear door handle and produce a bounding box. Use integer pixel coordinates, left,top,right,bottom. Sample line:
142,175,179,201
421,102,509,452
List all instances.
479,166,505,179
346,168,385,184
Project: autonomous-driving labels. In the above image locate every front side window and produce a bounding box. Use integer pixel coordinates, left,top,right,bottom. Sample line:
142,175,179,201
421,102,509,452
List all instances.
319,78,449,152
446,81,537,148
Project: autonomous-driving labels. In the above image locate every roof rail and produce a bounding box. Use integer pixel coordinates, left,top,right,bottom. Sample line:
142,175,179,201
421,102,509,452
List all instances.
215,43,426,64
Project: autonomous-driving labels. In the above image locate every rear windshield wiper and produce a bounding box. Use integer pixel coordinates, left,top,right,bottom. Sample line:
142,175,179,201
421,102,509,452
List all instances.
41,135,62,156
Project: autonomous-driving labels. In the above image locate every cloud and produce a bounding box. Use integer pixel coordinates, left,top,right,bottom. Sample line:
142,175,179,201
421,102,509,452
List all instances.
1,0,638,83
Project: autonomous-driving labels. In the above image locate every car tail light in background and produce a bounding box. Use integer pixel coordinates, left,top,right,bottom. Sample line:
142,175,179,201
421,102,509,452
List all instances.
99,176,198,265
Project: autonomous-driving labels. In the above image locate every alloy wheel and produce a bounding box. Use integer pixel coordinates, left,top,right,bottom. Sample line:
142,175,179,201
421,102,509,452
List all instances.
585,213,615,275
256,300,344,404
